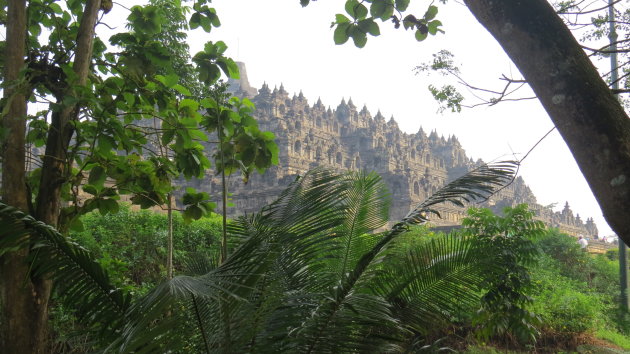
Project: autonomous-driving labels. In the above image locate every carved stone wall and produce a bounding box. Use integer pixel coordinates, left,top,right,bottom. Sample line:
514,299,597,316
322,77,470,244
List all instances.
201,64,598,237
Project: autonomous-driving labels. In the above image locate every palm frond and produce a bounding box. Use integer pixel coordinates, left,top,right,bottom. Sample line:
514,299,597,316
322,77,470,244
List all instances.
333,171,390,280
296,161,518,351
0,202,131,342
398,160,518,227
112,169,350,352
374,233,498,335
113,161,519,352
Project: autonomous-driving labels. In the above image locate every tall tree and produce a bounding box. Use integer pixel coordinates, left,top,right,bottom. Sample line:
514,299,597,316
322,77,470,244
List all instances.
0,0,33,351
461,0,630,246
0,0,277,351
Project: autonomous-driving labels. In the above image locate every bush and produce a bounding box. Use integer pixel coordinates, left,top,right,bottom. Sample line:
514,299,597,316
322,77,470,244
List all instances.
462,204,545,344
536,228,589,280
532,229,623,339
606,249,619,261
535,282,602,333
69,204,222,291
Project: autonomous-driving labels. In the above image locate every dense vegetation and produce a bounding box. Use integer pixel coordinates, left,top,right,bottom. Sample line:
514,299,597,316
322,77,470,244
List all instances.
3,0,630,351
4,168,624,353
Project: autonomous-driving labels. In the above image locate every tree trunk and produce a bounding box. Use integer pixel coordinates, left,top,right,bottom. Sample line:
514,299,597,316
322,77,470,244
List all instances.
0,1,40,352
463,0,630,244
0,1,103,352
167,192,173,279
35,0,102,226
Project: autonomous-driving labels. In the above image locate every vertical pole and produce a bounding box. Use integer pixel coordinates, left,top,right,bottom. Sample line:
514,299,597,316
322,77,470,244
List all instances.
609,0,629,312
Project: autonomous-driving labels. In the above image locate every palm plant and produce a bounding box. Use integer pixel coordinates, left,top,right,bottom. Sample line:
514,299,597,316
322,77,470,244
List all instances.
0,160,518,352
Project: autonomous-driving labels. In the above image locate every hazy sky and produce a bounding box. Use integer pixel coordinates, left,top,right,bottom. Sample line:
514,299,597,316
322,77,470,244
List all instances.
110,1,615,235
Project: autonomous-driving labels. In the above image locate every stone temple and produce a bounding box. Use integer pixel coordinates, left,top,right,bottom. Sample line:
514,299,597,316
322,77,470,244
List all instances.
195,63,598,237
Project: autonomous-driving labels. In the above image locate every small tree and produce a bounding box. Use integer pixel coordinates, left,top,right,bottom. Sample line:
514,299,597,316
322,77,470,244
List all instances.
462,204,546,344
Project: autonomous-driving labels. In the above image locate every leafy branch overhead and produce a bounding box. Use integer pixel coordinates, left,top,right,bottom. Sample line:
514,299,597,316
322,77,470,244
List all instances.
309,0,445,48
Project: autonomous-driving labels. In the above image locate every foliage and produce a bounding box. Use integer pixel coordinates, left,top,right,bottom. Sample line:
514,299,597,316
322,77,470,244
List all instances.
530,263,603,334
462,204,545,344
319,0,444,48
109,161,517,352
529,228,630,349
607,248,619,261
49,205,222,351
597,328,630,351
0,157,519,351
3,0,279,229
1,1,278,349
69,205,222,292
536,228,590,280
0,202,130,347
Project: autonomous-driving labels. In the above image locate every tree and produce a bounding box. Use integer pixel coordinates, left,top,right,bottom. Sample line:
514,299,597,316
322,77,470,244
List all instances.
312,0,630,247
462,0,630,245
0,0,277,351
463,204,545,344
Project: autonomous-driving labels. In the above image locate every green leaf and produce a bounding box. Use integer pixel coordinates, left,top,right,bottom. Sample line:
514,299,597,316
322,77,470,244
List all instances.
335,14,350,23
300,0,310,6
162,129,175,146
173,84,192,96
48,3,63,14
207,8,221,27
395,0,410,12
200,98,218,109
200,14,212,32
428,20,444,35
88,165,107,187
424,5,438,21
83,185,98,196
403,14,417,30
100,198,120,215
122,92,136,107
190,12,201,29
155,73,179,88
350,26,368,48
334,23,351,45
359,19,380,36
415,29,428,41
189,129,208,142
370,0,394,21
217,58,240,79
345,0,367,19
180,99,200,114
266,141,279,165
68,217,84,232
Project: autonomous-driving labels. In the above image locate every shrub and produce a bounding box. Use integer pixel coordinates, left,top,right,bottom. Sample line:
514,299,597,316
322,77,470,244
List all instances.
69,204,222,290
534,280,602,333
462,204,545,344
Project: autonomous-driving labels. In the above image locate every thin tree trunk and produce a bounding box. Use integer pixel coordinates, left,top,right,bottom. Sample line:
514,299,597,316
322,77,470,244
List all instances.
464,0,630,244
167,192,174,279
0,1,37,352
217,107,231,351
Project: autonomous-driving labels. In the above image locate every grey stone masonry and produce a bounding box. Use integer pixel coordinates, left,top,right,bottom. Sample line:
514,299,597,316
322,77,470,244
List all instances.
206,63,598,237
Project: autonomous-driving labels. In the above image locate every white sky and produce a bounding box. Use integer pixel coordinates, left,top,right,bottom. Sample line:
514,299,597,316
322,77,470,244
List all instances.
109,0,615,235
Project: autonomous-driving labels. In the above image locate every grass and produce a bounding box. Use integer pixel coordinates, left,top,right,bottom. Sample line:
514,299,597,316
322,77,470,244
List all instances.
596,328,630,350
